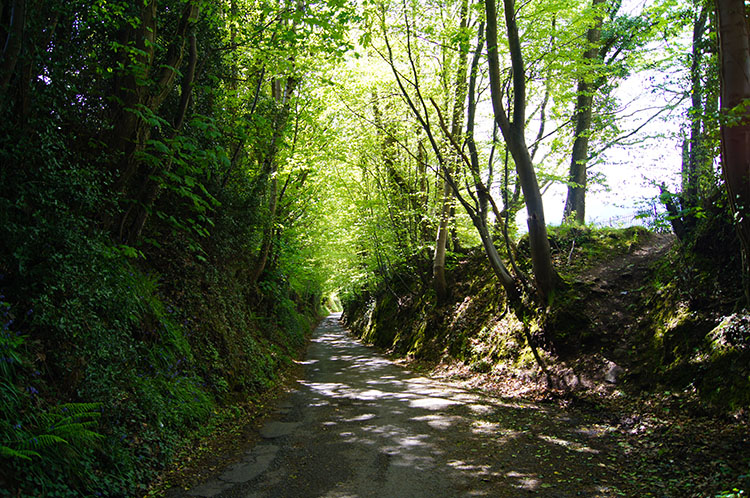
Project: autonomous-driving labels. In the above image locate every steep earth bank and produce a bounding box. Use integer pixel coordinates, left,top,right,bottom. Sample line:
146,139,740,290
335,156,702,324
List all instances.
343,227,749,410
341,226,750,494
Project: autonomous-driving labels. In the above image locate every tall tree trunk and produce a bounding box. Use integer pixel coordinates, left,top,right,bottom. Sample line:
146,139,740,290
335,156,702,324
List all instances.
683,3,710,230
563,0,606,225
485,0,557,303
252,173,278,284
715,0,750,303
371,89,415,253
251,76,298,284
416,138,431,243
433,0,469,304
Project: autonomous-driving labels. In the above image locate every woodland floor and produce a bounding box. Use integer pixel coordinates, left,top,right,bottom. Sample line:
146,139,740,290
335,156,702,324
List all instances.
152,308,749,497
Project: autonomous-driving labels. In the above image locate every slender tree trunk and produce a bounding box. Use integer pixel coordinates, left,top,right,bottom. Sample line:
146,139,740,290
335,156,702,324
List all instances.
475,216,517,298
251,76,298,284
715,0,750,303
381,3,518,303
433,178,452,302
371,89,414,252
252,173,278,284
433,0,470,304
682,3,710,235
416,139,431,243
562,82,594,224
485,0,557,303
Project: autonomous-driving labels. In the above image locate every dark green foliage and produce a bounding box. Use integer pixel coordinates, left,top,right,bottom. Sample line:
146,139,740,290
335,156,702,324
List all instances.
0,0,338,494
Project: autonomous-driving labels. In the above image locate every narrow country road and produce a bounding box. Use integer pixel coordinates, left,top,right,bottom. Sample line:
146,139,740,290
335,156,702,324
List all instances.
178,314,626,497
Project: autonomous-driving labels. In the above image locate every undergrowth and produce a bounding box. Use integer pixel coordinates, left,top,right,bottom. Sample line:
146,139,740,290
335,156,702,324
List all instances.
635,208,749,413
0,134,321,496
342,223,749,415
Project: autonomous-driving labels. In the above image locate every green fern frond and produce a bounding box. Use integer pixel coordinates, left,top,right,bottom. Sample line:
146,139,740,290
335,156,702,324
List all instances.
50,423,104,444
38,402,102,429
0,445,40,461
50,420,98,432
21,434,68,450
48,402,102,418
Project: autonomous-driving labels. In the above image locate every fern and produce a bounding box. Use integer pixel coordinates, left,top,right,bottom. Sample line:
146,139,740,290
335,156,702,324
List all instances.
21,434,68,450
40,402,104,449
0,445,40,461
51,402,102,417
1,402,103,462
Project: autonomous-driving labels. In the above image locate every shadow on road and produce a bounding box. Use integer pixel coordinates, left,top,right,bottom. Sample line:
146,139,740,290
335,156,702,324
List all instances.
184,313,629,498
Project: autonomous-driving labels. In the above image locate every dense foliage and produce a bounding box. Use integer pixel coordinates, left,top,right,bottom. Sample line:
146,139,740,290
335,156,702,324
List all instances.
1,0,748,495
0,0,354,495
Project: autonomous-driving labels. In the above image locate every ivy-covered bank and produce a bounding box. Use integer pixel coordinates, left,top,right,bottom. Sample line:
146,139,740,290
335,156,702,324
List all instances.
0,235,320,496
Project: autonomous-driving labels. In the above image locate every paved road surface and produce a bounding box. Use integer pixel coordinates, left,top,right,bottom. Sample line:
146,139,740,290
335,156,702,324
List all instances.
178,313,624,497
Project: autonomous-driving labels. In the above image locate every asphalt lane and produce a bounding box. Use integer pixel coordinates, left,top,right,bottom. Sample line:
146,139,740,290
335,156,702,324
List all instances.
181,313,623,498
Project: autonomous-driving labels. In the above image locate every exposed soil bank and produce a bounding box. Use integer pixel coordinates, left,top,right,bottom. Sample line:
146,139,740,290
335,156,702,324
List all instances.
340,228,750,495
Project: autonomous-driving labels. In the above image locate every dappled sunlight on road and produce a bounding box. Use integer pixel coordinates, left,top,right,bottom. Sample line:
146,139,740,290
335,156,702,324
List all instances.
187,314,628,497
283,314,627,496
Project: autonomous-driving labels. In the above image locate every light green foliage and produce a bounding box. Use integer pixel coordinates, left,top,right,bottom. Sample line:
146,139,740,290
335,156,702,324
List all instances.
0,0,738,494
0,0,360,494
318,0,692,301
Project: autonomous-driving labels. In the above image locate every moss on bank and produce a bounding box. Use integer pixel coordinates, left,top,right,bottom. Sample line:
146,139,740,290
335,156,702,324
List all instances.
342,225,750,414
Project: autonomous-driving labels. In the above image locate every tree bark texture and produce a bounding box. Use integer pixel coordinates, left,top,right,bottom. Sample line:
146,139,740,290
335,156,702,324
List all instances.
563,0,606,225
715,0,750,302
485,0,556,304
121,31,199,244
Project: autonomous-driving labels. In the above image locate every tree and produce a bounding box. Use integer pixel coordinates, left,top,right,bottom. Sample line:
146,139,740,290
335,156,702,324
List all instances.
562,0,687,226
562,0,608,225
370,0,525,303
107,1,201,244
433,0,471,304
485,0,557,303
714,0,750,302
661,0,718,241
